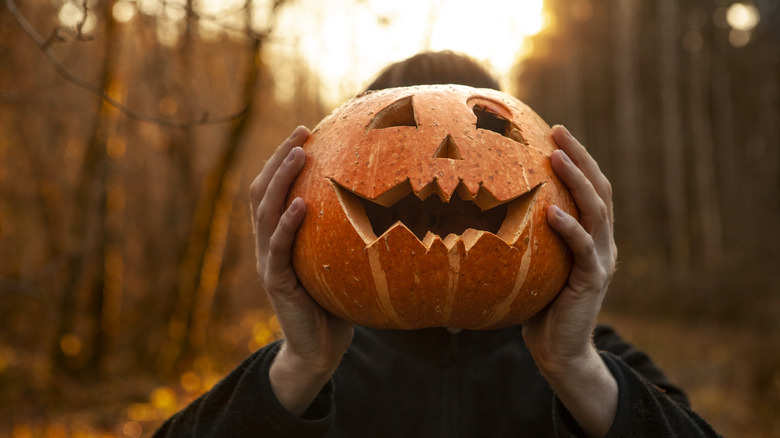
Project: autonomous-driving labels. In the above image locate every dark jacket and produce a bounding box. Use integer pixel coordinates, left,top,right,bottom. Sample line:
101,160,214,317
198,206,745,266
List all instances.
154,324,720,437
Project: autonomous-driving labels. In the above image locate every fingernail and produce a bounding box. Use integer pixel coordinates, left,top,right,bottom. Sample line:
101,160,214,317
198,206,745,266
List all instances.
558,150,572,164
561,125,572,138
289,125,308,142
285,147,301,162
289,197,303,212
553,205,566,218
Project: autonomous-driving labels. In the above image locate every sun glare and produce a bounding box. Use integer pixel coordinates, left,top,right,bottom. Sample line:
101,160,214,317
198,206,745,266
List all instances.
269,0,548,106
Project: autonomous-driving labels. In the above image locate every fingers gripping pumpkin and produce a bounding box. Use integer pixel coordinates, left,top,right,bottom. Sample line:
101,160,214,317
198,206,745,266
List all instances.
288,85,578,330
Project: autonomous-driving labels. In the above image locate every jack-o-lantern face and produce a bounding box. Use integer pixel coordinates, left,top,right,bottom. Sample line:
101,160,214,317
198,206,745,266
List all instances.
289,85,577,330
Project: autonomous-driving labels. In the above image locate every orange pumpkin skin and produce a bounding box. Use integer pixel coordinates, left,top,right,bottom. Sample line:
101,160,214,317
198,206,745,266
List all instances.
289,84,577,330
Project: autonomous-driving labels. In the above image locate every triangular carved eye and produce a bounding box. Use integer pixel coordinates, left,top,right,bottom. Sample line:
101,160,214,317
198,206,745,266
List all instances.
433,135,463,160
473,104,526,144
367,96,418,130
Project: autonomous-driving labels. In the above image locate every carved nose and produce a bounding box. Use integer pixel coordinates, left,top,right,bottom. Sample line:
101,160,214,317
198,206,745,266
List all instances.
433,135,463,160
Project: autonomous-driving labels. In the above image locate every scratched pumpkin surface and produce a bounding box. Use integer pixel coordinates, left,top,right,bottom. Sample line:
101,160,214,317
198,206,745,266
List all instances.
289,84,577,329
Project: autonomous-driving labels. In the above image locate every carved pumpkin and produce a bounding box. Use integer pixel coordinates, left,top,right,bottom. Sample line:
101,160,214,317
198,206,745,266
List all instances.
289,84,577,330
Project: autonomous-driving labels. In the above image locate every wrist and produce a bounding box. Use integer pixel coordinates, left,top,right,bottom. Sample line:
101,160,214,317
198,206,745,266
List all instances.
539,347,618,437
269,343,339,417
276,341,342,377
537,344,602,382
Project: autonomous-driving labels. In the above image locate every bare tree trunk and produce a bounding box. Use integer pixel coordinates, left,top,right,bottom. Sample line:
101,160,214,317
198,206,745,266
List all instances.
562,37,585,139
612,0,644,251
48,0,123,378
50,34,107,379
710,39,745,267
686,27,723,268
86,0,123,376
101,115,126,374
145,0,200,368
753,37,780,256
658,0,689,277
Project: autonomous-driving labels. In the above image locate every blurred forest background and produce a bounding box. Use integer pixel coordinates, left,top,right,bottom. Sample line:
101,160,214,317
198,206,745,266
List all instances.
1,0,778,436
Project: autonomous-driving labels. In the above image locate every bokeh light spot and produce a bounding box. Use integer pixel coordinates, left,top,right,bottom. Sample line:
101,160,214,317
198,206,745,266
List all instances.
726,2,760,31
60,334,82,357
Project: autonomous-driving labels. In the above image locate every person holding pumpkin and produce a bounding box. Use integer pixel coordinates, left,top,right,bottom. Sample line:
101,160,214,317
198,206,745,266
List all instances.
155,52,720,437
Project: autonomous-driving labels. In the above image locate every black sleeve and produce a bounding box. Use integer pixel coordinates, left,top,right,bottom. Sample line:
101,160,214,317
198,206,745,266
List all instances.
153,341,335,438
592,324,689,405
552,325,722,437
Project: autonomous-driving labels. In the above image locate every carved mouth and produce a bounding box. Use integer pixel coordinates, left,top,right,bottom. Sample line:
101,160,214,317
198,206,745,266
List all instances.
331,179,540,250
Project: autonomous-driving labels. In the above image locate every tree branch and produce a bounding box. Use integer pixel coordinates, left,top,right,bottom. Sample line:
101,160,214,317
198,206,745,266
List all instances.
5,0,248,129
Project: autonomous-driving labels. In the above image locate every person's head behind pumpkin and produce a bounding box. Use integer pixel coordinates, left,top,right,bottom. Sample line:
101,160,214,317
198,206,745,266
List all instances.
365,51,500,92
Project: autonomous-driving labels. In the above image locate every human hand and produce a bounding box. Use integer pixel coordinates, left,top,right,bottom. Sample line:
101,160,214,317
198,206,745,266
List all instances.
250,126,354,416
522,124,616,371
522,125,618,436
